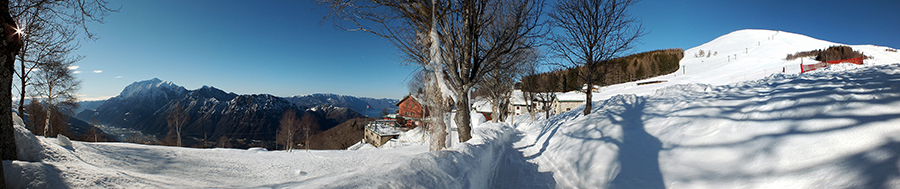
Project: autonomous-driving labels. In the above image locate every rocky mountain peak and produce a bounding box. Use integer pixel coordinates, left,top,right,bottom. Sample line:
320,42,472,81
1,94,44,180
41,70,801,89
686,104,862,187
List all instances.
118,78,187,99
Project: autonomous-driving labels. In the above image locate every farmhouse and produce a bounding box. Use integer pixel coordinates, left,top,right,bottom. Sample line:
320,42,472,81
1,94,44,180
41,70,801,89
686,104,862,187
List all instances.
509,90,530,116
553,91,586,114
395,94,428,128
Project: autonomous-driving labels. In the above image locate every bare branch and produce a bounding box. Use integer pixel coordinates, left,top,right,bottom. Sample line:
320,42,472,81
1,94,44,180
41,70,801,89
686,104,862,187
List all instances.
547,0,645,115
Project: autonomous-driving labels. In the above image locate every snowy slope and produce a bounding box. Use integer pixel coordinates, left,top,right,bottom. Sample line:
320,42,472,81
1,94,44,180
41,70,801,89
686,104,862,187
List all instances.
3,111,512,188
588,29,900,102
514,63,900,188
505,29,900,188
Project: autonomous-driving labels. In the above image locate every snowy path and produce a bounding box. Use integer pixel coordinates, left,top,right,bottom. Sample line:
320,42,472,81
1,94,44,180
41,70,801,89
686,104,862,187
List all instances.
490,129,556,188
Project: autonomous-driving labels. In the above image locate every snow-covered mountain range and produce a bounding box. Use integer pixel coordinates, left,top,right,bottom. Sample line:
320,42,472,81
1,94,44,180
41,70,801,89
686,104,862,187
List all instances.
284,93,399,118
75,78,365,148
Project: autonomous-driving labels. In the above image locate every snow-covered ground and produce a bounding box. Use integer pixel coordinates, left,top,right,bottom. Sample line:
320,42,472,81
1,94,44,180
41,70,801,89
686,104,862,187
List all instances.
514,63,900,188
587,29,900,102
4,112,513,188
4,29,900,188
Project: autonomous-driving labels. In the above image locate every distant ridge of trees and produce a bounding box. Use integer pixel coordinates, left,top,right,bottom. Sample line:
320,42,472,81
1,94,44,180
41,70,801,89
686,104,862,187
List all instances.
524,49,684,92
786,45,871,61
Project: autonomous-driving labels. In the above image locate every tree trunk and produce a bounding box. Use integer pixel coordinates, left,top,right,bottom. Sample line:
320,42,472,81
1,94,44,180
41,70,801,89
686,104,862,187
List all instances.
497,98,507,122
1,0,22,161
490,99,499,123
0,160,4,188
176,123,181,147
44,97,52,137
584,82,592,116
427,94,448,151
17,64,25,117
456,90,472,142
427,3,449,151
545,102,551,119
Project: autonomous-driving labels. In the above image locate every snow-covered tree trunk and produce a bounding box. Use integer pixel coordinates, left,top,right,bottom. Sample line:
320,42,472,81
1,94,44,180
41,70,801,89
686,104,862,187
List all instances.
427,3,450,151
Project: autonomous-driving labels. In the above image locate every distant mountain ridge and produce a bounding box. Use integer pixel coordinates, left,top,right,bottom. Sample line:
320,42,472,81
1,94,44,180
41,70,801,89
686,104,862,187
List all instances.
79,86,399,119
285,93,399,118
76,78,366,148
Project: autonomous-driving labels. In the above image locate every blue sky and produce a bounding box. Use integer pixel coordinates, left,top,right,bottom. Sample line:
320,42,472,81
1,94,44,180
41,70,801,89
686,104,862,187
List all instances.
72,0,899,100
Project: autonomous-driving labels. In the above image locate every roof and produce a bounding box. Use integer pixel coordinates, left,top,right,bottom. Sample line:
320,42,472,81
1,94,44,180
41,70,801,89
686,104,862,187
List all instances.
555,91,586,102
365,120,402,136
472,98,492,113
395,94,422,106
510,90,528,106
512,90,556,105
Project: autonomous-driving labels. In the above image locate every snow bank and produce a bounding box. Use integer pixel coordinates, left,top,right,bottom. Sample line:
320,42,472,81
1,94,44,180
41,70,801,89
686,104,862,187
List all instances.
13,113,43,162
516,63,900,188
306,123,517,189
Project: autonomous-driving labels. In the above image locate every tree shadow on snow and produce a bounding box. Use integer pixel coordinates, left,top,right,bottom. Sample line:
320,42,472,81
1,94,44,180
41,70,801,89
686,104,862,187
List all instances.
555,96,666,189
650,64,900,186
605,99,665,189
492,133,557,188
664,65,900,150
3,160,70,189
841,139,900,189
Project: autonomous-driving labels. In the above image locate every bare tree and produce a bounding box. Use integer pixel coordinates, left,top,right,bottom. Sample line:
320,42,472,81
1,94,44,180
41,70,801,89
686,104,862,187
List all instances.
320,0,452,150
300,113,319,152
33,54,79,137
521,57,557,120
439,0,545,142
277,109,301,152
12,2,80,118
23,98,45,134
532,78,556,119
217,135,231,148
166,103,189,147
1,0,115,165
476,69,513,123
9,0,117,40
320,0,545,144
548,0,645,115
477,48,538,122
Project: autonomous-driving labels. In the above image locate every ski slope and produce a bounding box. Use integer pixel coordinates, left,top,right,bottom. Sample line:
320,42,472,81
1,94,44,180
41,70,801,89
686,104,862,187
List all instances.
4,29,900,188
589,29,900,101
510,29,900,188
